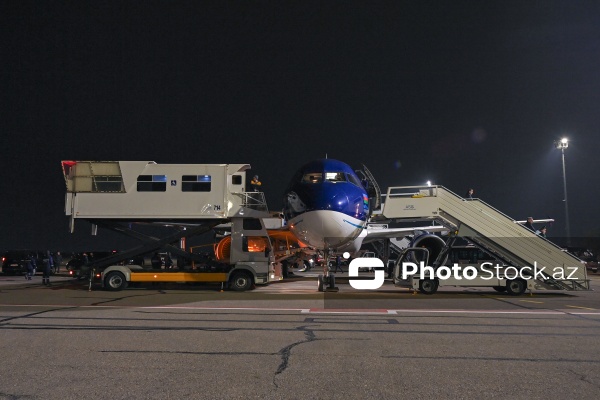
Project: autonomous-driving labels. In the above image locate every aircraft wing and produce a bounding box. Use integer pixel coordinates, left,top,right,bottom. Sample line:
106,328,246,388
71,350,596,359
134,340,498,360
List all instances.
362,218,554,243
363,225,447,241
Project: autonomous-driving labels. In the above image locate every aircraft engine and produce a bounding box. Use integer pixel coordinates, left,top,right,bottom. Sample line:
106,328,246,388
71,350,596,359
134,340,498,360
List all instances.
407,233,447,265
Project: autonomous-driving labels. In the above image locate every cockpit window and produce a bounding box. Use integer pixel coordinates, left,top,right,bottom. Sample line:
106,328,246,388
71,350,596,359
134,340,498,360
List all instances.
302,173,322,183
325,172,346,182
346,173,362,187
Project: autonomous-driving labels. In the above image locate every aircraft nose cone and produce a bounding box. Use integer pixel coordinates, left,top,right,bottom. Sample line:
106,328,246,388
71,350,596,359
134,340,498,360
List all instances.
289,210,364,249
328,192,349,211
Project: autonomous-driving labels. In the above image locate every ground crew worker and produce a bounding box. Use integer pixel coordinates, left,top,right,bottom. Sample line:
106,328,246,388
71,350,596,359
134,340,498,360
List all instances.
250,175,262,192
26,254,35,280
524,217,536,232
43,251,53,286
164,253,173,269
55,251,63,273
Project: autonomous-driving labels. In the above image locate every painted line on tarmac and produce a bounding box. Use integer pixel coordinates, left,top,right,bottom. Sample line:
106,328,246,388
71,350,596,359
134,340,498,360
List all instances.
564,305,596,310
302,308,389,314
2,304,600,316
386,309,600,316
0,304,312,313
518,300,544,304
387,309,565,315
567,312,600,315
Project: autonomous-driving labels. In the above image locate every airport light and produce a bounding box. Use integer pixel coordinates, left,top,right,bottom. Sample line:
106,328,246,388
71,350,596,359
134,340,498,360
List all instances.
554,137,571,246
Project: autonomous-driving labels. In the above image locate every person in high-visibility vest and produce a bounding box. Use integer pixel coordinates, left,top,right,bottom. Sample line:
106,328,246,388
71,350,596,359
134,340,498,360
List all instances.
250,175,262,192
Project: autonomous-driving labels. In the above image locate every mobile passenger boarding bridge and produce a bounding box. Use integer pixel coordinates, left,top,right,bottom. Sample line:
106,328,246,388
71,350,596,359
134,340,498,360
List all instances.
60,161,274,290
381,186,589,292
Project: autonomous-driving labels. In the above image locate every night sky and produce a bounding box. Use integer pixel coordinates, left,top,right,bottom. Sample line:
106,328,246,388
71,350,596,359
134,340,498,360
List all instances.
2,1,599,251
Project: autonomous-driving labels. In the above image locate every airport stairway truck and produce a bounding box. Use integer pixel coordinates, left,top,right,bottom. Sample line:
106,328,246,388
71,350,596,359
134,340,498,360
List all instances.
380,185,590,295
61,160,276,291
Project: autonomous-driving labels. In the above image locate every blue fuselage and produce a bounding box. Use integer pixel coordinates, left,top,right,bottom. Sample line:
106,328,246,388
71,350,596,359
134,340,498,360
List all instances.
283,159,369,250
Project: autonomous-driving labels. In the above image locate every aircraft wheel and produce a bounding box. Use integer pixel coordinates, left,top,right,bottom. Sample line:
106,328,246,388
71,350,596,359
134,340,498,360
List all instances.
418,279,438,295
104,271,128,291
317,275,324,292
492,286,507,292
506,279,527,296
328,274,335,289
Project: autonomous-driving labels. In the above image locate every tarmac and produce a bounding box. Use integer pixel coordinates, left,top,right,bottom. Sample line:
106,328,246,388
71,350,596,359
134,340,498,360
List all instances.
0,272,75,287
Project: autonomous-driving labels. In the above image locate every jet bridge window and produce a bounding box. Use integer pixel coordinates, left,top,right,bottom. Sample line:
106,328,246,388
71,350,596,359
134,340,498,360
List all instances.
95,176,124,192
231,175,242,185
137,175,167,192
301,173,322,183
182,175,211,192
325,172,347,182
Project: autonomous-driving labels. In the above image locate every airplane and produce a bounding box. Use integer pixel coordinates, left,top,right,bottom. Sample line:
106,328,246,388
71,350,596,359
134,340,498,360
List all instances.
282,158,444,291
282,158,556,292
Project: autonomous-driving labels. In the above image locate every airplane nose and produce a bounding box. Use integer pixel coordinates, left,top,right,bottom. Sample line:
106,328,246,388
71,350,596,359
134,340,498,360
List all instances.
329,192,349,210
293,210,363,249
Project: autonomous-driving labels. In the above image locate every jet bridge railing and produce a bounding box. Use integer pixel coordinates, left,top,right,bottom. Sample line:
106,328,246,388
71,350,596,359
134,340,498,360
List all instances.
236,192,269,213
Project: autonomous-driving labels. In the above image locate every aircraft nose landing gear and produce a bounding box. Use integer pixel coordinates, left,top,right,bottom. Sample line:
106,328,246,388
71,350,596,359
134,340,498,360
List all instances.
317,250,339,292
317,274,339,292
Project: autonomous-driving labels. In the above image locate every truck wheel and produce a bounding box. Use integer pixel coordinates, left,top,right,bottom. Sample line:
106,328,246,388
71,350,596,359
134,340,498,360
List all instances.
418,279,438,295
506,279,526,296
104,271,128,291
230,271,253,291
492,286,507,292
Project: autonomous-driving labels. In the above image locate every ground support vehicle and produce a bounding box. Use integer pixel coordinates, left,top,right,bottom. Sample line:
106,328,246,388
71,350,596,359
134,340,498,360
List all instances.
566,247,598,273
61,160,274,291
393,246,534,295
381,185,589,295
100,217,273,291
67,251,117,279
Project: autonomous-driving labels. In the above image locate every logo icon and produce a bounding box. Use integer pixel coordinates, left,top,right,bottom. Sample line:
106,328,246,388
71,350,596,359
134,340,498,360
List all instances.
348,257,385,290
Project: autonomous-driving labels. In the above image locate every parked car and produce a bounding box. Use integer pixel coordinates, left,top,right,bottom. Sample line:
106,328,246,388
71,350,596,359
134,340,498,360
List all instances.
2,250,46,275
567,247,598,273
67,251,115,279
315,254,324,266
67,251,145,279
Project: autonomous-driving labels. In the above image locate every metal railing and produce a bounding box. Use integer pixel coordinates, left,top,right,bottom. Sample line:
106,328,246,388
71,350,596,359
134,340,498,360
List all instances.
240,191,269,212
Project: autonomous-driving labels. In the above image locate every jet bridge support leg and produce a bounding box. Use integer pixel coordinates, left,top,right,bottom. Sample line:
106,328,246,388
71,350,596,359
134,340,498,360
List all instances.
86,220,219,270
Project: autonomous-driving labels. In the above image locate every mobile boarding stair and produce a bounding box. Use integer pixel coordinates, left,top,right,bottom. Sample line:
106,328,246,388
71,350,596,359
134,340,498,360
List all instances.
381,185,589,292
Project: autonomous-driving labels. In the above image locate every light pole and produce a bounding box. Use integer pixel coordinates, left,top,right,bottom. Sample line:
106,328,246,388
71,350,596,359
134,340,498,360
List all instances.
554,138,571,246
